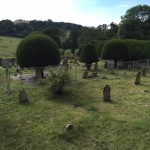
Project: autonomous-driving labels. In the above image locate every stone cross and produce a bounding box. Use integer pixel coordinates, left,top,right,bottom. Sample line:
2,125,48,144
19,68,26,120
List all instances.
103,84,111,102
135,71,142,85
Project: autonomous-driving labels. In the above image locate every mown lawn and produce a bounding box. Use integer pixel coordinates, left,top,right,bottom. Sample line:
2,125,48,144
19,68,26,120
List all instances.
0,63,150,150
0,36,22,57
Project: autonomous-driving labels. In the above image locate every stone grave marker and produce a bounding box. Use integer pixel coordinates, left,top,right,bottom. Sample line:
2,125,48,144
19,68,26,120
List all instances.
66,124,73,131
19,90,28,103
103,84,111,102
135,71,142,85
82,69,88,79
94,62,98,70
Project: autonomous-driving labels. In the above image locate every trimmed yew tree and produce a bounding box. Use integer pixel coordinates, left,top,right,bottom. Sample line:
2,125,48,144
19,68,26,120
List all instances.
16,34,60,79
101,39,128,65
79,44,99,70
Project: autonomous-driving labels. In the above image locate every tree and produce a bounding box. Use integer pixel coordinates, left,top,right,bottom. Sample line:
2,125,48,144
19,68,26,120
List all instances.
16,34,60,79
79,44,99,70
42,26,61,47
118,5,150,39
101,39,128,64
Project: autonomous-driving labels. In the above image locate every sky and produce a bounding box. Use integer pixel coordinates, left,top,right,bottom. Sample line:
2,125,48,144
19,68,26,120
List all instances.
0,0,150,27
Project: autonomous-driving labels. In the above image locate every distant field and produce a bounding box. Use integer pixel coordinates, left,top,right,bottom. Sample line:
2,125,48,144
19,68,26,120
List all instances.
0,36,22,58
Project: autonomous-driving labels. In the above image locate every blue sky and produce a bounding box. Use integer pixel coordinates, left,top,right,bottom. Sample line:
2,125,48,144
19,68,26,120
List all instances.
0,0,150,27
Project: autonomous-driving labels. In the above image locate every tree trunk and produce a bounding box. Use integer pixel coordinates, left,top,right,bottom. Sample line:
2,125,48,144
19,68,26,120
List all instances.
35,68,44,79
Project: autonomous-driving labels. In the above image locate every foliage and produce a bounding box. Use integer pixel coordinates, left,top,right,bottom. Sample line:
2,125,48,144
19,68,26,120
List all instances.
118,5,150,39
79,43,99,68
101,39,128,62
16,34,60,68
63,49,74,58
47,66,70,94
42,26,61,47
124,39,150,60
96,41,106,57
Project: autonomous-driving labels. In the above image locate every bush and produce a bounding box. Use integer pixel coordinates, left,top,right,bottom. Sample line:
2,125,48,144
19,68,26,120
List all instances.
47,67,70,94
101,39,128,62
79,43,98,70
16,34,60,68
96,41,106,57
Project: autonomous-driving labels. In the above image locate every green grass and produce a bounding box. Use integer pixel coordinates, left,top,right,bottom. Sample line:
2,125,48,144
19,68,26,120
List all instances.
0,38,150,149
0,36,22,57
0,62,150,150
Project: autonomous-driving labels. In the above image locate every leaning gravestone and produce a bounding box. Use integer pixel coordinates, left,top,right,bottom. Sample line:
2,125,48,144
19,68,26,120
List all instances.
103,84,111,102
82,69,88,79
135,71,142,85
94,62,98,70
104,61,108,68
19,90,28,103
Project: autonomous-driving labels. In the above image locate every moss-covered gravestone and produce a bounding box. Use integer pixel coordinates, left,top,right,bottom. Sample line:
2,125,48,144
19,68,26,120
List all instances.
103,84,111,102
135,71,142,85
19,90,28,103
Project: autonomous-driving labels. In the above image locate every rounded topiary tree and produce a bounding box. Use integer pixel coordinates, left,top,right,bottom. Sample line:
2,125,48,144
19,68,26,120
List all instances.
79,44,99,70
16,34,60,79
101,39,128,65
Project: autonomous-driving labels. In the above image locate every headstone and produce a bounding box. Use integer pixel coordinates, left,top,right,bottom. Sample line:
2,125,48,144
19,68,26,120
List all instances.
142,66,146,76
135,71,142,85
19,90,28,103
82,69,88,79
103,84,111,102
66,124,73,131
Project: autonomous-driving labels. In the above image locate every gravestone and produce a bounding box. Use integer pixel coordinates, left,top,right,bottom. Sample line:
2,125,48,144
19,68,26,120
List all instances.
19,90,28,103
135,71,142,85
82,69,88,79
103,84,111,102
66,124,73,131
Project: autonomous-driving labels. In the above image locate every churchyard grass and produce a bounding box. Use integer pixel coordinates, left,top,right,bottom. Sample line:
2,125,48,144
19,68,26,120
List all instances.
0,36,22,57
0,37,150,149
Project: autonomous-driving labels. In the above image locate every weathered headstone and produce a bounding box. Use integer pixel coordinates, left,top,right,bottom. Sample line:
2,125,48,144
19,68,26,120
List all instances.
66,124,73,131
135,71,142,85
103,84,111,102
82,69,88,79
19,90,28,103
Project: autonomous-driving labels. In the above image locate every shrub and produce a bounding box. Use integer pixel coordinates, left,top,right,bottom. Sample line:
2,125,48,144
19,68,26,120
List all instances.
47,67,70,94
16,34,60,78
101,39,128,63
79,43,98,70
